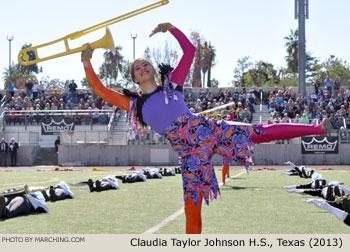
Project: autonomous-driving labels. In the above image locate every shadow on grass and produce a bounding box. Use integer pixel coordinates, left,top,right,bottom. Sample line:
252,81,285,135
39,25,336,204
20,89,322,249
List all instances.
0,211,44,222
220,185,260,191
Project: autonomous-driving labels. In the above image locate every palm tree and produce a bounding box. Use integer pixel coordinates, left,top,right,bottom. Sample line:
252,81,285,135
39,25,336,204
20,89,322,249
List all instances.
206,42,216,87
284,29,299,74
99,45,124,87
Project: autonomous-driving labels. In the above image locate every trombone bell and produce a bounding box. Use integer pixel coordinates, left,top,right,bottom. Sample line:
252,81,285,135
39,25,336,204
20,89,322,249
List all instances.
90,27,115,55
18,28,115,66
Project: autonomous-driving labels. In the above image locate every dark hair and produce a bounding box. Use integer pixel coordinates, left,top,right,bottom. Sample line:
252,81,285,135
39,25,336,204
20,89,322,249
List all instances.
122,89,147,128
158,63,174,85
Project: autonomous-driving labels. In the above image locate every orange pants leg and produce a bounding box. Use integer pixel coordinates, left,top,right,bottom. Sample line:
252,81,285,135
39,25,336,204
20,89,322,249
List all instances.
222,162,230,185
184,195,203,234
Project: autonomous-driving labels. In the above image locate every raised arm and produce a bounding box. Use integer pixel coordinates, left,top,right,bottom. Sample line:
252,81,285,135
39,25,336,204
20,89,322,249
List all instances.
150,23,195,86
81,45,131,111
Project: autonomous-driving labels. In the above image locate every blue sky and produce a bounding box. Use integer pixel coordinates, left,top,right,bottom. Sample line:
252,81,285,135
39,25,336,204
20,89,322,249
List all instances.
1,0,350,89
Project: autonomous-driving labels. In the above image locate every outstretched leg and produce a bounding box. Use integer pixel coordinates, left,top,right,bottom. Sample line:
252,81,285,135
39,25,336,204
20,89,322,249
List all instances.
222,162,230,185
184,195,203,234
252,118,332,144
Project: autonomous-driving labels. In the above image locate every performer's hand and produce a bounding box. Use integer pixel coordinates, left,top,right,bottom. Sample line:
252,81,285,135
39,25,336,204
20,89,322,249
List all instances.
149,23,173,37
81,43,94,63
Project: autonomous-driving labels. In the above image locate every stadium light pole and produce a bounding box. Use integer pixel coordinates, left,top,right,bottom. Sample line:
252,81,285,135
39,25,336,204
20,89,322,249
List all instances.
295,0,309,96
7,33,14,86
130,32,137,60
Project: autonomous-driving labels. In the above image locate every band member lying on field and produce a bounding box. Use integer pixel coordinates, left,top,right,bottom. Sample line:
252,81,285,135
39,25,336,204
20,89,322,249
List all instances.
304,196,350,226
159,167,176,176
143,167,162,179
41,181,75,202
283,161,317,179
0,189,48,219
287,182,349,201
283,178,329,190
116,171,147,184
88,175,120,192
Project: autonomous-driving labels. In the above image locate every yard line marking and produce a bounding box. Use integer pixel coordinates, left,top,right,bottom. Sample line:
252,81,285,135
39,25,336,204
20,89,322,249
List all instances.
143,208,185,234
143,170,246,234
219,170,246,186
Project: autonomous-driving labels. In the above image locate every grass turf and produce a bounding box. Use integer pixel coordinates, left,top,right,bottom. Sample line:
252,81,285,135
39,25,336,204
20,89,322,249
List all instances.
1,168,350,234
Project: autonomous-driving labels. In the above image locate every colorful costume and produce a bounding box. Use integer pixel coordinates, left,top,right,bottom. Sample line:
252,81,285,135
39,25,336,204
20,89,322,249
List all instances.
83,26,329,208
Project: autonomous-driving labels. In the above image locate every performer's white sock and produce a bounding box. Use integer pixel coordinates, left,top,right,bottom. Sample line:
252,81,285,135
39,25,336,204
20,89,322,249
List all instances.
288,189,304,194
304,199,347,222
283,185,297,189
284,161,297,169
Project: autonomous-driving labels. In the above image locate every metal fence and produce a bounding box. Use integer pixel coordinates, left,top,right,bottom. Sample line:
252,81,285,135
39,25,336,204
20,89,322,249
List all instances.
0,131,39,146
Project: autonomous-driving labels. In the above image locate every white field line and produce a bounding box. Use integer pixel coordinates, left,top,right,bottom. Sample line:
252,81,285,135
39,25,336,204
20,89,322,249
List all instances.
142,170,246,234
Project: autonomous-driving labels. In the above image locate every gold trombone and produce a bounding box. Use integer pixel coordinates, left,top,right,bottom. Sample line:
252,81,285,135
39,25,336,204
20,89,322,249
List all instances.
18,0,169,66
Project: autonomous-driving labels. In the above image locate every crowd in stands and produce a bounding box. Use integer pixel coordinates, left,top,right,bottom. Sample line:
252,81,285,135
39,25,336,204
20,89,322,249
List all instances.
2,78,349,145
184,87,258,123
2,80,114,126
267,79,350,129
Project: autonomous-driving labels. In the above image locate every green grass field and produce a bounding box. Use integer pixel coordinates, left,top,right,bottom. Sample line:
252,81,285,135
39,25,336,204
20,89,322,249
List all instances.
1,167,350,234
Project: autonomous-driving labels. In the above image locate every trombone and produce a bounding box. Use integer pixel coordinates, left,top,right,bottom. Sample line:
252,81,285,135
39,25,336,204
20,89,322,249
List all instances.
18,0,169,66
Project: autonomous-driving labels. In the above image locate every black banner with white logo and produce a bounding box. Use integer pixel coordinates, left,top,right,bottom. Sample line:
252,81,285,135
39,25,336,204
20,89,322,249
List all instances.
301,136,338,154
41,118,74,135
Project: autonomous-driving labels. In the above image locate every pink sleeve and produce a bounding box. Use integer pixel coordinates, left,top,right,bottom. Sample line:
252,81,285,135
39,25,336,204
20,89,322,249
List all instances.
169,27,196,87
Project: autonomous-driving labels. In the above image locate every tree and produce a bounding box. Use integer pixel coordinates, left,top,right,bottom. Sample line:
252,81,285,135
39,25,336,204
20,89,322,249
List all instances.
200,41,216,88
3,64,37,89
314,55,350,86
81,77,90,88
243,61,279,87
209,78,219,88
192,41,202,87
284,29,299,74
284,29,318,80
206,42,216,88
233,56,252,87
143,40,179,68
40,75,65,89
119,60,135,88
99,46,124,88
3,43,42,89
189,31,202,87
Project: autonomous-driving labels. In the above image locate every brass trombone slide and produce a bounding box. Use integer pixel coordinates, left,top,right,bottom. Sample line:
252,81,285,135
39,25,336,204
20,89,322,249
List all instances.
18,0,169,66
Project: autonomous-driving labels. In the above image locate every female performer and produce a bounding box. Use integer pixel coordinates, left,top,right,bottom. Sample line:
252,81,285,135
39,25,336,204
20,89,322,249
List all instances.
81,22,332,234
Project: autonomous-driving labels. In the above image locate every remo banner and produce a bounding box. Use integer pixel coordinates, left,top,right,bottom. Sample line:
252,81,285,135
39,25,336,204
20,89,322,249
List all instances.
41,118,74,135
301,136,338,154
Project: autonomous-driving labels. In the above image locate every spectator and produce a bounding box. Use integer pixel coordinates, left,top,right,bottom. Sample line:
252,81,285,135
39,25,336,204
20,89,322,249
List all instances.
25,80,34,97
127,128,136,144
38,81,45,97
293,114,301,123
334,77,341,96
32,82,39,101
140,128,148,144
300,113,309,124
0,138,8,167
68,80,78,100
8,138,19,166
54,136,60,153
281,113,291,123
324,75,333,97
8,82,15,97
314,79,321,95
242,108,252,123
